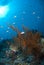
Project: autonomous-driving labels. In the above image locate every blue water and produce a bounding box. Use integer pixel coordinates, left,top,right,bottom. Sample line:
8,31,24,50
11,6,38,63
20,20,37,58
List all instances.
0,0,44,40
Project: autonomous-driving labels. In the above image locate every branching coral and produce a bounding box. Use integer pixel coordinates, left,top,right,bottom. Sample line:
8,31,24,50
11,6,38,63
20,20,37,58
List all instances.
8,25,44,65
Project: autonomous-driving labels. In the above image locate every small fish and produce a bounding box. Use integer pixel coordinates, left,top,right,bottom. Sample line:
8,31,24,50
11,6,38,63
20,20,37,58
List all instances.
10,44,18,52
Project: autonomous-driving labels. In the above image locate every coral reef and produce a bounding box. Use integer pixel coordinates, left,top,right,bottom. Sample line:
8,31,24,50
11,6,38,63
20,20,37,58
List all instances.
0,25,44,65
